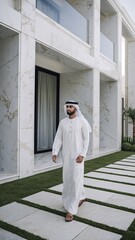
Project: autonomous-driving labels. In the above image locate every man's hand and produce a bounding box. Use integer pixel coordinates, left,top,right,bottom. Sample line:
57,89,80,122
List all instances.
52,155,57,163
76,155,84,163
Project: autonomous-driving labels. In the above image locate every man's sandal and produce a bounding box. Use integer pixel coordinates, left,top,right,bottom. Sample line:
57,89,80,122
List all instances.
78,198,86,207
65,212,73,222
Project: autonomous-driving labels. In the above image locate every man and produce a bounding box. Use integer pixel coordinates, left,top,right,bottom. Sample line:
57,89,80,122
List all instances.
52,100,91,222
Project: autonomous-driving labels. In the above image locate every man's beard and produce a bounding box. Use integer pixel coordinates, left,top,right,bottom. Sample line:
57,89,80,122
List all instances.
67,109,76,116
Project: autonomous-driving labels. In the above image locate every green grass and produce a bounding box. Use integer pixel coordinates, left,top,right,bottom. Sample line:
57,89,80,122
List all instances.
0,151,135,240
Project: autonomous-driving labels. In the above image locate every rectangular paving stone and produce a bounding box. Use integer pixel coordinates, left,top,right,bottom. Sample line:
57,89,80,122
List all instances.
0,202,88,240
121,159,135,163
127,156,135,160
106,164,135,171
84,178,135,195
13,208,88,240
0,202,38,223
77,202,134,230
50,184,135,210
84,172,135,184
115,161,135,166
24,191,134,230
24,191,64,212
73,225,121,240
0,228,26,240
50,183,63,192
96,168,135,177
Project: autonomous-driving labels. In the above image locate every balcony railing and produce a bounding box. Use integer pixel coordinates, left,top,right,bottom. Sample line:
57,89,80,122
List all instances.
36,0,89,43
100,32,115,62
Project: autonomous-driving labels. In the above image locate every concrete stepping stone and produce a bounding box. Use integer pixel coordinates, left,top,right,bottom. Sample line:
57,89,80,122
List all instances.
73,225,121,240
106,164,135,171
84,178,135,195
127,156,135,160
0,228,26,240
84,172,135,184
121,159,135,163
0,202,88,240
115,161,135,166
24,191,134,230
96,168,135,177
0,202,38,223
50,184,135,210
77,202,134,230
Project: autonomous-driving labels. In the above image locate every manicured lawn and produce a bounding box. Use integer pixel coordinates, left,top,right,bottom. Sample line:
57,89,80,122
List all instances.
0,151,135,240
0,151,133,207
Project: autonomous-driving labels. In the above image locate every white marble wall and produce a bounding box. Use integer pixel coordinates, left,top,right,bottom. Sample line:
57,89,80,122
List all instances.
127,41,135,137
101,10,118,62
0,34,19,173
100,80,118,151
0,0,128,182
67,0,100,57
127,41,135,107
60,70,94,157
18,0,36,178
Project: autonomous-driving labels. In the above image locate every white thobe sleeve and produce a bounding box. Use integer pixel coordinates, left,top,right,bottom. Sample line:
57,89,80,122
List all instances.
52,121,63,156
80,120,90,157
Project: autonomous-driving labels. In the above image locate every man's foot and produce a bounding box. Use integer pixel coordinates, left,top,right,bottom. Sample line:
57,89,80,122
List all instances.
65,212,73,222
78,198,86,207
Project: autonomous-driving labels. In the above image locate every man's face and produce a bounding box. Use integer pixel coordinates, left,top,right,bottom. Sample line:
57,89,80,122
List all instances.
66,105,76,116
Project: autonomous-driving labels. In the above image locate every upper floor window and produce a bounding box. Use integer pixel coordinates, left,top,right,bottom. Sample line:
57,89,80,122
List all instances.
37,0,60,23
36,0,89,43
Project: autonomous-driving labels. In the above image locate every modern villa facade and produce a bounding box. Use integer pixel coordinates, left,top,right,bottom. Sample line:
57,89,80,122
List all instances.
0,0,135,183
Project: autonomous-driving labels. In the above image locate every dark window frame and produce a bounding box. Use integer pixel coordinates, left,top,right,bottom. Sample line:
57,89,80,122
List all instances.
34,66,60,154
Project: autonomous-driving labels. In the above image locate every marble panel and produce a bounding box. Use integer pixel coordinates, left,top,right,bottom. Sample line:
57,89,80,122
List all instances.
0,35,19,173
21,16,35,38
21,0,35,19
0,2,21,32
19,33,35,177
60,70,94,156
100,80,118,151
20,34,35,98
128,42,135,107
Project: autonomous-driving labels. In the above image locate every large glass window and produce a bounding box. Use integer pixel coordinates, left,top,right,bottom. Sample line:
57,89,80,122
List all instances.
35,67,59,153
36,0,60,22
36,0,89,43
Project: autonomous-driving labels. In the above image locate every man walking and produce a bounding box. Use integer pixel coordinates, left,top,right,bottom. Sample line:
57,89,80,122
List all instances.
52,100,91,222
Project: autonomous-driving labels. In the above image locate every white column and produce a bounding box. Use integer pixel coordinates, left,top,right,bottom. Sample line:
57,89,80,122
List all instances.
91,69,100,157
18,0,36,178
127,41,135,107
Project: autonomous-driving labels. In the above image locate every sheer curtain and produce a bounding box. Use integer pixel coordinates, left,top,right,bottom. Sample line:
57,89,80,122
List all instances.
37,71,56,151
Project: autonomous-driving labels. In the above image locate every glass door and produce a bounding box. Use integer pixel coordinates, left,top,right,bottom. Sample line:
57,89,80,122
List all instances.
35,66,59,153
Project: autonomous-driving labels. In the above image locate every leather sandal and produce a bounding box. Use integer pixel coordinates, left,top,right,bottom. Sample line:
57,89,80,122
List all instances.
65,212,73,222
78,198,86,207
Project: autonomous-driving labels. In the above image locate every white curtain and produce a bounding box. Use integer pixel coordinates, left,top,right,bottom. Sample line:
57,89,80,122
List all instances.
37,71,56,151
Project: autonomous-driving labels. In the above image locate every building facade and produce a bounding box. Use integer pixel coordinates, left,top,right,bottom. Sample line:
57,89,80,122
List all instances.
0,0,135,183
